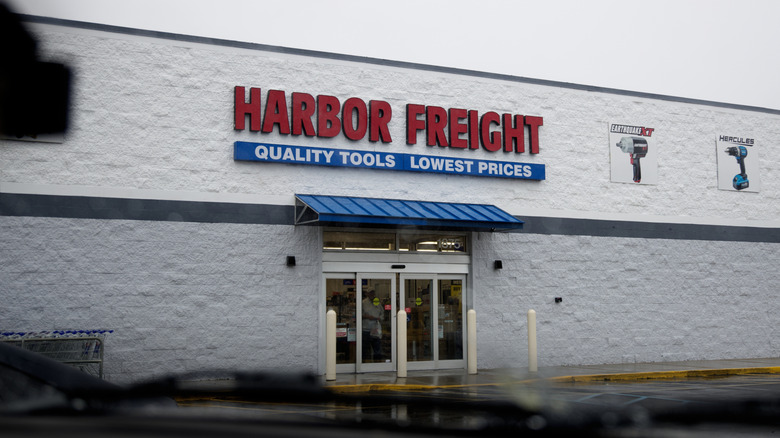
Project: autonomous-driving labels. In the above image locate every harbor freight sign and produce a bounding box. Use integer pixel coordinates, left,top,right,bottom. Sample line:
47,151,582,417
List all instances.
234,142,545,180
233,86,546,181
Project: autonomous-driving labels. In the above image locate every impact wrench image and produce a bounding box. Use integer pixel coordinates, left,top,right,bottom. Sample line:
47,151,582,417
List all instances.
725,146,749,190
616,137,648,183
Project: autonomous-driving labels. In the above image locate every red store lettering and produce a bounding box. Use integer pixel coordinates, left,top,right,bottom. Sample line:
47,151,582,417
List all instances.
234,87,393,143
406,104,542,154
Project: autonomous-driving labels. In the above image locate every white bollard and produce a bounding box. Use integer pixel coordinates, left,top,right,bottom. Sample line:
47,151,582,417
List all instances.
397,310,407,378
467,309,477,374
326,309,336,381
528,309,538,372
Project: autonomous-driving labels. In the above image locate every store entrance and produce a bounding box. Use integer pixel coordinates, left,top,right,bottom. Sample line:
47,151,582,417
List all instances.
325,271,466,373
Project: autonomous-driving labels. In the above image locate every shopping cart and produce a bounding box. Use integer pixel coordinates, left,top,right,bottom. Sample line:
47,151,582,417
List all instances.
0,330,112,379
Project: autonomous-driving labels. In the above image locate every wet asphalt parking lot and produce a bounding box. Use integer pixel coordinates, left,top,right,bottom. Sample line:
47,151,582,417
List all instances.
176,373,780,428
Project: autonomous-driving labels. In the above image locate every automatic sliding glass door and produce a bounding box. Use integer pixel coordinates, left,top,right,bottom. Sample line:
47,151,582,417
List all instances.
400,274,465,370
437,277,464,363
325,275,358,372
403,276,434,362
357,273,396,372
326,270,464,373
325,273,396,373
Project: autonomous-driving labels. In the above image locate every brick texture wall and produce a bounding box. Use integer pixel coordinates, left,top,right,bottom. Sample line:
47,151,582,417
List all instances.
0,217,321,383
473,232,780,368
2,24,776,220
1,23,778,381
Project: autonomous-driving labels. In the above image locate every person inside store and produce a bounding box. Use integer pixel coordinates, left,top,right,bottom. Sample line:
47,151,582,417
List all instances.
362,289,383,361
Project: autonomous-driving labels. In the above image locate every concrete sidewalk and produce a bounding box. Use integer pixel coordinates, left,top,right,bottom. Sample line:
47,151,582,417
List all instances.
322,357,780,393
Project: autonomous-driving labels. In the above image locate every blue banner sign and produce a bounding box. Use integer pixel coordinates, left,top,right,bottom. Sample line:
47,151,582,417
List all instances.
234,142,545,180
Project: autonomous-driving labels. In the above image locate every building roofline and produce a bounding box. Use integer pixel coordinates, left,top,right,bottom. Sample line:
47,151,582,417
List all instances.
19,13,780,116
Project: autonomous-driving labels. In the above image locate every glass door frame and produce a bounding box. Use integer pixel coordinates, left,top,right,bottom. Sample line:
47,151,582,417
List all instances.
321,242,471,373
323,272,397,374
400,273,466,371
356,273,396,373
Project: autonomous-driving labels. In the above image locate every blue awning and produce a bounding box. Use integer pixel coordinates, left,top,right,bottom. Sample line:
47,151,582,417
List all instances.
295,194,523,231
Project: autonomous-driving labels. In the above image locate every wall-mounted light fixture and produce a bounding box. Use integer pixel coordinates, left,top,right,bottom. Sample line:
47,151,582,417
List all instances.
555,297,563,303
286,256,296,267
494,260,503,270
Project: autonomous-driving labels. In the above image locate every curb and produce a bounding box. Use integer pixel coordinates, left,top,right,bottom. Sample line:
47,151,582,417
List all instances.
326,366,780,393
547,366,780,383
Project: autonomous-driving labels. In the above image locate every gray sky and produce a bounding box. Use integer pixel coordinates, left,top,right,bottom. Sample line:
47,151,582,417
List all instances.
9,0,780,110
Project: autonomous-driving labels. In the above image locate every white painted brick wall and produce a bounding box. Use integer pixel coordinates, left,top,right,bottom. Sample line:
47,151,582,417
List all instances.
1,24,778,223
473,232,780,368
1,23,779,381
0,217,321,383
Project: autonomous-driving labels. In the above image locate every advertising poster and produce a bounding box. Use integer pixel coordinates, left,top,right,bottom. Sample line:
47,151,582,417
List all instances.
609,123,658,184
716,135,761,192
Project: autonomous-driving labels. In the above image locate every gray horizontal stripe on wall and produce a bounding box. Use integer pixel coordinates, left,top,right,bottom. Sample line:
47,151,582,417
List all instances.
2,193,779,243
0,193,293,225
515,216,780,243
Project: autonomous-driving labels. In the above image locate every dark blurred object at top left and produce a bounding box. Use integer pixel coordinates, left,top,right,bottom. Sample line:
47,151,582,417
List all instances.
0,3,70,137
